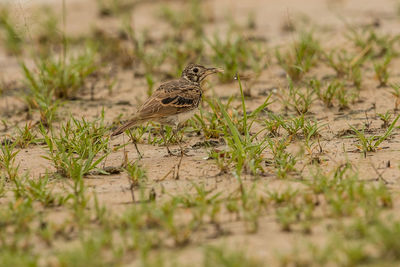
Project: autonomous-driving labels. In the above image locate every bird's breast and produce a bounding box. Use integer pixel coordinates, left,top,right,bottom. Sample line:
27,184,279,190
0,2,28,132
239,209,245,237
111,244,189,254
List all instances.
176,109,197,124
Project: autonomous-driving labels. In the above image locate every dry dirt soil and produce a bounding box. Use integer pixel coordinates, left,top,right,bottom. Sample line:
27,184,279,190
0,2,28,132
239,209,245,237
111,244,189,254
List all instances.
1,0,400,266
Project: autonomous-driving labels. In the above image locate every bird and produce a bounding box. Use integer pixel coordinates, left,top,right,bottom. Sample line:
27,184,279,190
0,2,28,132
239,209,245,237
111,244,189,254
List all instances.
111,63,223,167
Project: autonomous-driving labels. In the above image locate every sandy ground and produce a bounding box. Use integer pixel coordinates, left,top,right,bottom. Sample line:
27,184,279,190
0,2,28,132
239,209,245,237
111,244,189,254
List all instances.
1,0,400,265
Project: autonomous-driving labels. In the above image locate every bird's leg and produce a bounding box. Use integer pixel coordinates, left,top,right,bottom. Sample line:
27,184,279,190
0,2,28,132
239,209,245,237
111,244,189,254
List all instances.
160,125,175,156
173,127,184,180
174,149,183,180
133,142,143,159
127,129,143,159
174,125,191,156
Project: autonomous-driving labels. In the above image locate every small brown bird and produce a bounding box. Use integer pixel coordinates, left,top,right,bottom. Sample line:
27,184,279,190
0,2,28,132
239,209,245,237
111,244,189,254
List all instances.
111,64,223,154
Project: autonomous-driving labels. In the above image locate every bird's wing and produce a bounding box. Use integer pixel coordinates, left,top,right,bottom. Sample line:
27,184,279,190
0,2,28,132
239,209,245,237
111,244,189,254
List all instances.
111,80,201,136
136,80,201,120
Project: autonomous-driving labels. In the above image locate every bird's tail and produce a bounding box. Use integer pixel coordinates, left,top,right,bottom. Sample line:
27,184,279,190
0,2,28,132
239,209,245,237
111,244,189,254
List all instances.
111,117,141,137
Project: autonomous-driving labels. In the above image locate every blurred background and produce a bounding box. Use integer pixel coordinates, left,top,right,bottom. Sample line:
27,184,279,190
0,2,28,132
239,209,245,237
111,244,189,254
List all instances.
1,1,400,266
1,0,398,123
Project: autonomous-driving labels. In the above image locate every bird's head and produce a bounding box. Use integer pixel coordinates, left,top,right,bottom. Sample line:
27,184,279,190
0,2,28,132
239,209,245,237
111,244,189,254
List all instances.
181,64,223,83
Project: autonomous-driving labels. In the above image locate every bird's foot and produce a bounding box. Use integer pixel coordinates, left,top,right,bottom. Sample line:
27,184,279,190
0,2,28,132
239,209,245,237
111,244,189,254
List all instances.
164,147,191,157
173,154,184,180
165,147,179,157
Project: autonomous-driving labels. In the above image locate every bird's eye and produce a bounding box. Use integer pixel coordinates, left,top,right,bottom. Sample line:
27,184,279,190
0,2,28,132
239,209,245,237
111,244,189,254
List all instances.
193,68,199,73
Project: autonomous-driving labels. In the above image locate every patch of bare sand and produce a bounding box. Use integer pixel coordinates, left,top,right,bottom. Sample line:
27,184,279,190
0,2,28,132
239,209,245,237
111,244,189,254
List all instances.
1,0,400,265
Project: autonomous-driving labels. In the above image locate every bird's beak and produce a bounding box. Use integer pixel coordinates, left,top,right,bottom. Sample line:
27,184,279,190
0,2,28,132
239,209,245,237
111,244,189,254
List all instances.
206,67,224,75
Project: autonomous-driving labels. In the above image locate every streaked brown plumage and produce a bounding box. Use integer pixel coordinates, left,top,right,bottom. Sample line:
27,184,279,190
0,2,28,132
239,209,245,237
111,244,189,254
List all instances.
111,64,223,136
